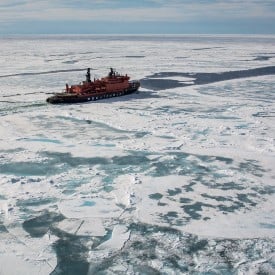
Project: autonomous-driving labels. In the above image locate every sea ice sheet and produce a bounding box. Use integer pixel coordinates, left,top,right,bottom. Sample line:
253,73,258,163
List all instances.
0,35,275,274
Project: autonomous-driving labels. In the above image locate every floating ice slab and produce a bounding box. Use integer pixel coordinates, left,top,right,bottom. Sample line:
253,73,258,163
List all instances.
96,224,130,251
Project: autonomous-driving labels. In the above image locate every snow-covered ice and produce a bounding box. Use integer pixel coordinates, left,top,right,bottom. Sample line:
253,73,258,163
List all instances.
0,35,275,274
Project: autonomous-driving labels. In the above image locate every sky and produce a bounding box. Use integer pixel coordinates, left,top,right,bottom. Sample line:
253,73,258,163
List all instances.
0,0,275,35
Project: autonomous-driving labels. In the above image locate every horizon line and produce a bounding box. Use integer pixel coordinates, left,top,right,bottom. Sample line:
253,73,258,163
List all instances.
1,33,275,37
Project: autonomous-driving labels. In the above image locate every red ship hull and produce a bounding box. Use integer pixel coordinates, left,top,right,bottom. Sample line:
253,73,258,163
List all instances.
46,69,140,104
46,81,140,104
